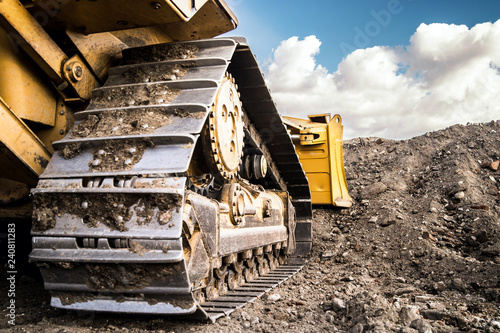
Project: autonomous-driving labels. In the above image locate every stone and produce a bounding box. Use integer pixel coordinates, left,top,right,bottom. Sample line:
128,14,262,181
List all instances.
410,319,433,333
482,242,500,256
397,328,418,333
491,160,499,171
350,323,364,333
331,297,346,311
421,309,446,320
414,295,433,302
476,230,489,243
453,191,465,199
360,182,387,199
379,215,397,227
321,251,336,260
433,281,447,291
491,321,500,329
267,294,281,302
443,215,454,222
394,287,417,296
422,231,436,242
399,307,421,326
486,186,499,196
446,182,468,196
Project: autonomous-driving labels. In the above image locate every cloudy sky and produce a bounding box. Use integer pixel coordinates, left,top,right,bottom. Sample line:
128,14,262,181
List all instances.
224,0,500,139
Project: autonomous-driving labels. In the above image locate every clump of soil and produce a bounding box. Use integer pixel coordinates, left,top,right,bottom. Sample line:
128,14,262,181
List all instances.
31,193,57,232
122,62,195,83
90,84,181,109
60,142,83,159
31,192,182,232
85,263,181,291
89,139,154,172
173,108,206,119
123,43,198,65
128,241,147,256
71,109,174,138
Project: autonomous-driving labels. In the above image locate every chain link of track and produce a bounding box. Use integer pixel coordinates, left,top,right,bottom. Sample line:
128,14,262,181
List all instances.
196,247,302,321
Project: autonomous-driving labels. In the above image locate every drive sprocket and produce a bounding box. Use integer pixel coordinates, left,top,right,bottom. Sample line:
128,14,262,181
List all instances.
203,74,244,181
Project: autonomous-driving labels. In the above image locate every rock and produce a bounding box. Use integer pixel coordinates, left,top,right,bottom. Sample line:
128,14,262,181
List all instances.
267,294,281,302
443,215,454,222
414,295,433,302
446,182,468,197
397,328,418,333
240,310,251,321
399,307,421,326
321,250,336,260
433,281,447,292
476,230,489,243
360,182,387,199
491,160,499,171
453,191,465,199
482,242,500,256
414,248,426,258
350,323,364,333
331,298,346,311
369,216,378,223
422,231,436,242
394,287,417,296
421,309,446,320
490,320,500,329
451,278,465,292
486,185,499,196
379,215,396,227
427,301,446,311
410,319,433,333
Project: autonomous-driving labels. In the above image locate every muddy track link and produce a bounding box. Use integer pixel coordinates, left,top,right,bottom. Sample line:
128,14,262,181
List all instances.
30,38,312,321
199,264,302,322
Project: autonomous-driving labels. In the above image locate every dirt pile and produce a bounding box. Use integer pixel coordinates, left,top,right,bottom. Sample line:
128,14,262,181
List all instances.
1,120,499,332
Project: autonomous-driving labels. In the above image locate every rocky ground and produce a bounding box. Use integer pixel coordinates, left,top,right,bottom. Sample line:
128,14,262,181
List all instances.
1,120,499,332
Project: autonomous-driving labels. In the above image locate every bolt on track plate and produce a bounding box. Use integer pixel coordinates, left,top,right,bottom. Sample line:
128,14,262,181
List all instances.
194,264,303,322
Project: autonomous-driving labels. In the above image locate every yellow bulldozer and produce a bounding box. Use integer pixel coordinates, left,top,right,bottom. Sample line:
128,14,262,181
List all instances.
0,0,349,321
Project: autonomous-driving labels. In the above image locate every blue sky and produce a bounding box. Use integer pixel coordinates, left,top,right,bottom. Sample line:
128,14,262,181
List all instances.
222,0,500,139
225,0,500,70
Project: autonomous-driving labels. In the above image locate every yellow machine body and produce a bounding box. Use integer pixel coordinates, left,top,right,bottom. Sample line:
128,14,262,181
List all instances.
0,0,237,212
284,114,352,207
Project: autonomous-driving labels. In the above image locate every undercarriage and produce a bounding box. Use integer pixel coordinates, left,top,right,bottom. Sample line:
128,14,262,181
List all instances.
30,38,312,320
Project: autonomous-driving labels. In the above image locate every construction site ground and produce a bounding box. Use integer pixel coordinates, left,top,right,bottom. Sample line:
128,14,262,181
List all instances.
1,120,499,333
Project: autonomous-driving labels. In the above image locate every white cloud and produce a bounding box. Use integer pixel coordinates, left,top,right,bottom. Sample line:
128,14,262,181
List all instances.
264,20,500,139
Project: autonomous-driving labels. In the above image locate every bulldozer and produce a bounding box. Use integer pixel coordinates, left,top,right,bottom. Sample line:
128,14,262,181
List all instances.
0,0,314,321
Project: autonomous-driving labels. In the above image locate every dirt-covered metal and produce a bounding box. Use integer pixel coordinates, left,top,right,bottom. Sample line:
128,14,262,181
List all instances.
30,38,311,320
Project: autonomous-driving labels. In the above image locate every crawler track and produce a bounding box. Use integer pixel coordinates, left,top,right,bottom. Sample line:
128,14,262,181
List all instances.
30,38,312,321
199,264,302,322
